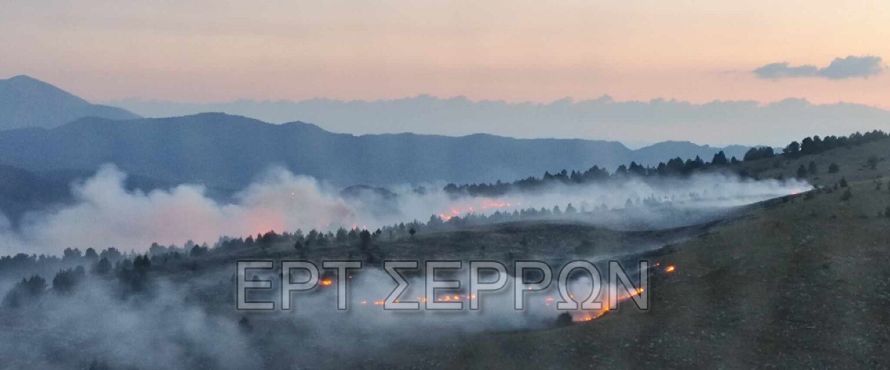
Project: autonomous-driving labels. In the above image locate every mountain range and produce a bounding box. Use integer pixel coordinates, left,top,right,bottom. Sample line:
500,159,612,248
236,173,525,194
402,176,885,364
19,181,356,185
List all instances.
0,75,751,188
112,94,890,147
0,75,753,223
0,113,747,189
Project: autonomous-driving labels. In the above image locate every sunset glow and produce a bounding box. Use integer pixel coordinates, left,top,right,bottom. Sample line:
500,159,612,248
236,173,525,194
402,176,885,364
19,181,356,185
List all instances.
1,1,888,108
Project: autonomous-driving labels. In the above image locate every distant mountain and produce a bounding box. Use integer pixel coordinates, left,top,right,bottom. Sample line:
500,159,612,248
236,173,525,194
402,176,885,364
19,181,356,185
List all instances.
0,75,139,130
0,113,746,189
0,165,73,225
633,141,750,164
112,95,890,146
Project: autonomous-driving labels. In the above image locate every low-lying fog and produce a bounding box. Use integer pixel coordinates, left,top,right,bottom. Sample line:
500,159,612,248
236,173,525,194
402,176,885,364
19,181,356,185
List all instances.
0,164,810,256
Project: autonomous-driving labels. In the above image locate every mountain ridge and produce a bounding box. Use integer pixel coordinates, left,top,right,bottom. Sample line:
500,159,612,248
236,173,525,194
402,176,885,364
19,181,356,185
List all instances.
110,95,890,146
0,75,139,130
0,113,748,189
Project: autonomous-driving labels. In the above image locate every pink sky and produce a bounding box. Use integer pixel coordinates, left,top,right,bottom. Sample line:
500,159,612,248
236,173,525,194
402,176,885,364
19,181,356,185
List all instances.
1,0,888,108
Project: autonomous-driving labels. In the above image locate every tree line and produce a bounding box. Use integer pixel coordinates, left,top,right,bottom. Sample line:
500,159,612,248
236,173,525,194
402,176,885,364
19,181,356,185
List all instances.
446,130,888,197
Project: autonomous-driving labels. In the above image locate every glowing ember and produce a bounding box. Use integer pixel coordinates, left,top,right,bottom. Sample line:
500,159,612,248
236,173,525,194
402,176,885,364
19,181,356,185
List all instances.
572,308,608,322
570,284,646,322
438,198,515,221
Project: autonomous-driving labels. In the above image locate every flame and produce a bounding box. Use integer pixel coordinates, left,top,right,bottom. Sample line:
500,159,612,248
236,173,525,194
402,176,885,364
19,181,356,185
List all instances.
570,284,646,322
439,198,514,221
665,265,676,273
320,278,333,286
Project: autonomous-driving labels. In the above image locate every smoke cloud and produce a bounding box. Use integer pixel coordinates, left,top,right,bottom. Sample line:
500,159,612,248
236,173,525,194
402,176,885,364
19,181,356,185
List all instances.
0,260,642,369
0,164,809,256
0,165,812,368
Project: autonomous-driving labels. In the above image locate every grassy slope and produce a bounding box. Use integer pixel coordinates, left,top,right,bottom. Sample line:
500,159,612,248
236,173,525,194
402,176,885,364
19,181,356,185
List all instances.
203,137,888,368
396,138,890,368
89,136,890,369
737,136,890,187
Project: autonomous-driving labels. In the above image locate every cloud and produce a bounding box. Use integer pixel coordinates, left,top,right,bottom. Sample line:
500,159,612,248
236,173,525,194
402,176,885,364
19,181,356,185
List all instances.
754,55,884,80
753,62,820,79
819,56,884,79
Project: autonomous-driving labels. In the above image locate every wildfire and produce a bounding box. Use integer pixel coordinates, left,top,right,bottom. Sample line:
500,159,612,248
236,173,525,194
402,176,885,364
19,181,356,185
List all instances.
574,306,610,322
320,278,333,286
570,286,646,322
439,198,515,221
665,265,676,273
439,208,463,221
480,199,512,209
438,294,469,302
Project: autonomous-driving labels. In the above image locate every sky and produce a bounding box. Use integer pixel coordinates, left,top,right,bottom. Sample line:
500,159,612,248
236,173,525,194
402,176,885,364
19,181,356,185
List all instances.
1,1,889,108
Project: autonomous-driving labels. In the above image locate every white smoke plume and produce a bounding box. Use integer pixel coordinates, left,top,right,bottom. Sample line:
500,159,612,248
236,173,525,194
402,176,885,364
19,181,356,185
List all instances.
0,164,810,256
0,165,811,369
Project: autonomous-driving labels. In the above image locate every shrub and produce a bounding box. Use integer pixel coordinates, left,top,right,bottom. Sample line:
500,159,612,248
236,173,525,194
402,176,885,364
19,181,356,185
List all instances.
52,267,85,294
555,312,574,327
867,156,879,170
743,147,775,161
828,163,840,173
841,188,853,201
239,316,253,332
92,257,112,275
2,275,47,308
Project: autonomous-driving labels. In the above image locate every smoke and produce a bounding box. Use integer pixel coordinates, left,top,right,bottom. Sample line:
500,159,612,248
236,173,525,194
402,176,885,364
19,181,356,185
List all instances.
0,262,641,369
1,165,357,255
0,274,260,370
0,164,810,256
0,166,811,368
0,259,642,369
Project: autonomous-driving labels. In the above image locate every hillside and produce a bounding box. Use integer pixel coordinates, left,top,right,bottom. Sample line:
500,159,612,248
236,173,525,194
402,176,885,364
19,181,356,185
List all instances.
0,131,887,369
735,136,890,187
0,75,138,130
0,113,747,188
383,135,890,368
